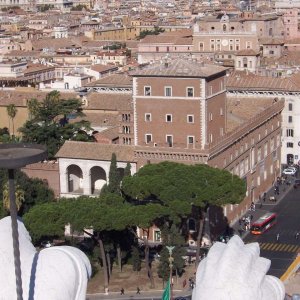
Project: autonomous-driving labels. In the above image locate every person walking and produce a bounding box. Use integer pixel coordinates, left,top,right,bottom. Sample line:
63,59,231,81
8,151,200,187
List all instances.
120,288,125,295
276,233,280,242
136,287,141,294
295,232,299,240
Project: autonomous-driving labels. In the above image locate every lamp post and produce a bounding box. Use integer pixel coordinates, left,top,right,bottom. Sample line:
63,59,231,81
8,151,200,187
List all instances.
166,246,175,300
0,144,47,300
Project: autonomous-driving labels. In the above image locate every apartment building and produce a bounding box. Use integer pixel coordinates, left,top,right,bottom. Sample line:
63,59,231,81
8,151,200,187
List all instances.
226,71,300,166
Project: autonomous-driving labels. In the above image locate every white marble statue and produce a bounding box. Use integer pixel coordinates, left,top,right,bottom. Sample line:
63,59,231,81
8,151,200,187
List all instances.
193,235,285,300
0,217,91,300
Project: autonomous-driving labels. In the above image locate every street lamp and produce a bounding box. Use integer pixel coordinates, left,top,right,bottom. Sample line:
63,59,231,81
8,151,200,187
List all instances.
0,144,47,300
166,246,175,300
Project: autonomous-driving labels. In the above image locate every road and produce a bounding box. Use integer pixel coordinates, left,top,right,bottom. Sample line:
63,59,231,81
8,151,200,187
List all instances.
244,182,300,278
87,291,192,300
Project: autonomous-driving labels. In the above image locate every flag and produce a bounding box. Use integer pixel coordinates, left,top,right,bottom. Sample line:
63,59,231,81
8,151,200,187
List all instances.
162,278,170,300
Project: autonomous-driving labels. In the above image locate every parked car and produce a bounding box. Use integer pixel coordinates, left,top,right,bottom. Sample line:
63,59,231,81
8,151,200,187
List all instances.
294,179,300,189
40,240,52,248
283,168,297,176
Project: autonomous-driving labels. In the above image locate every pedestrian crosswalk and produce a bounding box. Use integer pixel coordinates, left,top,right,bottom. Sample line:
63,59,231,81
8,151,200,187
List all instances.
258,242,300,253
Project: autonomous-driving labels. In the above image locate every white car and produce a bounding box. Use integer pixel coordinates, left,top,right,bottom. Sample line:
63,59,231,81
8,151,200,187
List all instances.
282,168,297,176
287,166,297,172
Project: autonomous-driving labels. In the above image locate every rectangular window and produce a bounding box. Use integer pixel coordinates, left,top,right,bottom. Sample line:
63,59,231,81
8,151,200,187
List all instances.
277,134,280,147
166,114,172,122
145,113,151,122
287,129,294,137
257,147,262,162
289,103,293,111
165,86,172,97
245,157,249,172
288,116,293,123
220,107,223,115
154,230,161,242
187,87,194,97
270,137,274,151
188,136,194,144
187,115,194,123
240,160,245,176
199,42,204,51
287,142,294,148
166,135,173,147
264,142,268,157
209,113,213,121
144,86,151,96
220,127,224,136
145,134,152,144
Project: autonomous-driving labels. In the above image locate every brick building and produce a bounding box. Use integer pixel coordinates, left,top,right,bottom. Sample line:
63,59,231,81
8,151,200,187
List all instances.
56,59,284,232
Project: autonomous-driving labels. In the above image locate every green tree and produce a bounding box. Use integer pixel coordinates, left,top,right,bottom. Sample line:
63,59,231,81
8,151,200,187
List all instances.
158,224,185,284
137,27,165,40
101,153,121,196
3,182,25,212
6,104,17,137
0,169,55,217
19,91,93,159
131,246,141,273
122,161,246,266
124,163,131,178
24,196,168,290
71,4,87,10
27,98,39,120
0,127,10,143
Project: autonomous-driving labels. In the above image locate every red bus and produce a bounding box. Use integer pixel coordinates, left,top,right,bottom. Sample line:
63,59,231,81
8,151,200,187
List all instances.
250,212,277,235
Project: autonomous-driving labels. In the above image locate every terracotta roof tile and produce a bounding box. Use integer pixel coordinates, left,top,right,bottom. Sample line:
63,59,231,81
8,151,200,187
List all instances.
226,96,274,132
86,92,132,111
56,141,136,162
0,88,77,107
131,58,227,78
84,74,132,87
226,72,300,92
90,64,118,73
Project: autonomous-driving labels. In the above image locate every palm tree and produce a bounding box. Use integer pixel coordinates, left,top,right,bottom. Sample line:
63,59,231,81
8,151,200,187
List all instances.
27,98,39,120
6,104,17,137
3,182,25,213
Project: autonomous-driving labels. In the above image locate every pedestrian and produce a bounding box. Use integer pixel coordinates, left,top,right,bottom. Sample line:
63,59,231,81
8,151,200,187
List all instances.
295,232,299,240
263,192,267,202
136,287,141,294
120,288,124,295
250,214,253,221
276,233,280,242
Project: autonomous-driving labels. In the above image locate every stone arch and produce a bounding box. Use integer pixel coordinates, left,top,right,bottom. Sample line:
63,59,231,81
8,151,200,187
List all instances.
90,166,107,195
67,165,83,193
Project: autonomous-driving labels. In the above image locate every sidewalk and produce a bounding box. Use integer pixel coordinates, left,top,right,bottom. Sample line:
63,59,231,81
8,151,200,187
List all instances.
231,177,295,238
87,289,192,300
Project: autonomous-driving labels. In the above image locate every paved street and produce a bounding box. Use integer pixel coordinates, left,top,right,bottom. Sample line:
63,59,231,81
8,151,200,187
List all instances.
244,177,300,278
87,291,192,300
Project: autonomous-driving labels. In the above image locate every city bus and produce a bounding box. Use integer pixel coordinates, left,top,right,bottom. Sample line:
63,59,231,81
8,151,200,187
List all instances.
250,212,277,235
